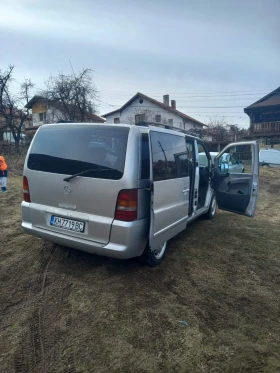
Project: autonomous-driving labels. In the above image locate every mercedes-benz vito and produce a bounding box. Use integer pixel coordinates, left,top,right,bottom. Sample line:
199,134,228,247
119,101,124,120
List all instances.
22,122,259,266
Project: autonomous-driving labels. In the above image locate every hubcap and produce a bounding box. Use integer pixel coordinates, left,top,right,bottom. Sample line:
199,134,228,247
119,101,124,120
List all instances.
153,242,167,260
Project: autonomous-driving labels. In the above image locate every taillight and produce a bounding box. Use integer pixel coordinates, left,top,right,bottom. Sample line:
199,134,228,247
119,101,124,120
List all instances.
23,176,31,202
115,189,138,221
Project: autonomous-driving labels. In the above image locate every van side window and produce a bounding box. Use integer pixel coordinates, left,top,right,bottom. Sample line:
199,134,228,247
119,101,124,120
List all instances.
175,141,194,177
198,143,209,167
140,133,150,179
150,131,187,181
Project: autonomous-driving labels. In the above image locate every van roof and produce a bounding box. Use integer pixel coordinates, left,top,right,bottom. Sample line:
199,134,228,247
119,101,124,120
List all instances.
41,122,133,128
39,122,200,140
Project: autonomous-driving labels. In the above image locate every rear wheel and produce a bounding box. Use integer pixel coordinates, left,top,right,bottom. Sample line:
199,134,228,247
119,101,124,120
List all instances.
139,241,167,267
205,193,217,219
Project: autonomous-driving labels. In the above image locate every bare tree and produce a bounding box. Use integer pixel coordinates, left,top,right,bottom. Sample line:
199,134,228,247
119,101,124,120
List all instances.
0,65,14,141
203,116,249,144
205,116,232,142
0,65,33,152
42,68,97,123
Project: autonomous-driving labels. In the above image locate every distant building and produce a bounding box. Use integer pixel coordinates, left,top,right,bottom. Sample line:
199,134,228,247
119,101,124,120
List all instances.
244,87,280,145
25,95,105,127
0,106,32,129
102,92,205,131
0,106,32,142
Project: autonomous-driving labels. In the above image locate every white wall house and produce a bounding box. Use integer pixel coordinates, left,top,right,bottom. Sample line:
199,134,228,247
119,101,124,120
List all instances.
25,95,105,127
102,93,205,131
31,106,63,126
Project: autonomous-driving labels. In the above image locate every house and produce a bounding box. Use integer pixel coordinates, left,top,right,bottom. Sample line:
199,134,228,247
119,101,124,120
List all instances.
102,92,205,131
25,95,105,127
0,106,32,129
244,86,280,146
0,106,32,142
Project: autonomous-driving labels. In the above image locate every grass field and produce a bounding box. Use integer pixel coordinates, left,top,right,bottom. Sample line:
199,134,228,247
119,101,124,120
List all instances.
0,159,280,373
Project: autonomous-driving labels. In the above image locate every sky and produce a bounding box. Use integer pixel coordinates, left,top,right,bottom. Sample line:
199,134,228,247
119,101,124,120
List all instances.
1,0,280,128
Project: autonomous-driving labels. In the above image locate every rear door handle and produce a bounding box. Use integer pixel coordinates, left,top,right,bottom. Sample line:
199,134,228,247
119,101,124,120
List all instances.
182,188,189,194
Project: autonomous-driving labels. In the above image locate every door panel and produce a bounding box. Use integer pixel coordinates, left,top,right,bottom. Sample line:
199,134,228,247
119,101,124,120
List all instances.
153,177,190,236
214,141,259,217
214,174,251,213
149,131,190,249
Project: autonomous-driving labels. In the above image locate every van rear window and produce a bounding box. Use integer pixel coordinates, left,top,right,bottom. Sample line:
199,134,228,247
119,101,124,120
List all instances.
27,125,129,180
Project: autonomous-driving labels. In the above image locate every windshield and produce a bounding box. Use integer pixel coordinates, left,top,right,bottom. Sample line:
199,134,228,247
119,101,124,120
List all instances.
27,125,129,180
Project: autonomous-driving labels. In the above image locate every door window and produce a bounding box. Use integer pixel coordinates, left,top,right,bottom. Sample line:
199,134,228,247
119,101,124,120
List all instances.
198,143,210,167
229,155,238,165
175,140,194,177
150,132,187,181
175,153,190,177
217,144,253,174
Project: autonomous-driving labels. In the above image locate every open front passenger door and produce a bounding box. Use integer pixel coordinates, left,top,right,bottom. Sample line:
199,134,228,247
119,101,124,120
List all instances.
213,141,259,217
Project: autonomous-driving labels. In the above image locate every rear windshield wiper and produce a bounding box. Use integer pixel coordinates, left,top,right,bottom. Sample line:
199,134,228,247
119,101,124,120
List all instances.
63,167,117,182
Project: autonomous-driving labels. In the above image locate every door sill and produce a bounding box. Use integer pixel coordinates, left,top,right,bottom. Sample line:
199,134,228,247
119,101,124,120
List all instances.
187,207,208,222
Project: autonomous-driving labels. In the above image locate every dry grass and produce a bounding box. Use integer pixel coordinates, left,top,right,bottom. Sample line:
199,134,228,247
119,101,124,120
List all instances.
0,163,280,373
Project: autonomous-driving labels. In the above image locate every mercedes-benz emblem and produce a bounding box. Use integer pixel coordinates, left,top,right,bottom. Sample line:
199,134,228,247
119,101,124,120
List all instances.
64,185,71,195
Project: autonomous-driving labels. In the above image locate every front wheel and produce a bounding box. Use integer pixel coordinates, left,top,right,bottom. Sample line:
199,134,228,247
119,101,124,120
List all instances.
205,193,217,219
139,241,168,267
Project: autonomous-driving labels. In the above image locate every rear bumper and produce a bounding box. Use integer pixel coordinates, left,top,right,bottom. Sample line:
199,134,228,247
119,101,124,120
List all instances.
22,217,149,260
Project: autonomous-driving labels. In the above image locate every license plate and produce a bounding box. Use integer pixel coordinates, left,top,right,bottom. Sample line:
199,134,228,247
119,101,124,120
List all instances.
50,215,85,233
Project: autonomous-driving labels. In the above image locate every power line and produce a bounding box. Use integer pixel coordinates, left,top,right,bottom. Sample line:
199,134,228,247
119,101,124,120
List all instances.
98,87,273,95
95,98,115,107
97,105,247,113
98,98,263,105
100,105,248,109
100,92,270,99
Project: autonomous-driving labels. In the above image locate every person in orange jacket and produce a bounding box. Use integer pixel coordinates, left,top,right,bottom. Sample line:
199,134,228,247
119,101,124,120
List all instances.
0,156,8,192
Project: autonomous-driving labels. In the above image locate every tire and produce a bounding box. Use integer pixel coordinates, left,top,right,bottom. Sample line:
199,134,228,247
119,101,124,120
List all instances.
205,193,217,219
139,241,168,267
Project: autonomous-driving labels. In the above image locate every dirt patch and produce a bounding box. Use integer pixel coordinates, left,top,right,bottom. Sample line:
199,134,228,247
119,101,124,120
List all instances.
0,166,280,372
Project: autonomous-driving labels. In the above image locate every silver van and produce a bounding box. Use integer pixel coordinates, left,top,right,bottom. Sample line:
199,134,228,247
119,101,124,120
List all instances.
21,122,259,266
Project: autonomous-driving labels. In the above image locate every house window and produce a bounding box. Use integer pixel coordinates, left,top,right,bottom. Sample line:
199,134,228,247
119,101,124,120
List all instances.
114,117,120,124
155,115,161,123
168,119,173,126
39,113,46,122
135,114,146,123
